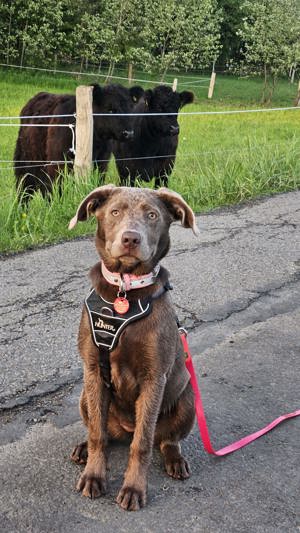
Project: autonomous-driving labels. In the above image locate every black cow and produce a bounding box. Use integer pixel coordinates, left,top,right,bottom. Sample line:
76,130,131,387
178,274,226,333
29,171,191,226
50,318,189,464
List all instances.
14,84,143,199
112,85,194,188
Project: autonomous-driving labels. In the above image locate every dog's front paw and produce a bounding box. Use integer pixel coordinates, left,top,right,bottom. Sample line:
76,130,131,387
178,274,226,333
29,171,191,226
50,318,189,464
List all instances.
76,468,107,499
116,485,146,511
165,456,190,480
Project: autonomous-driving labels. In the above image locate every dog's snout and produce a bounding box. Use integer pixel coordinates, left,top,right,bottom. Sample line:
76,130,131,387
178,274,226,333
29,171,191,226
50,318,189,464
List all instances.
121,230,141,249
170,125,179,136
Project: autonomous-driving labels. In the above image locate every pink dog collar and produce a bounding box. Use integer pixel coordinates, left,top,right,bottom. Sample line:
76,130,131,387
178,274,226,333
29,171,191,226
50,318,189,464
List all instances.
101,262,160,292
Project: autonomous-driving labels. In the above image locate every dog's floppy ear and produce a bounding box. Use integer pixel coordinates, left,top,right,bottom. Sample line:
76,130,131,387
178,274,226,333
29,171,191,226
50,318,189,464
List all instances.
155,188,199,235
68,185,116,229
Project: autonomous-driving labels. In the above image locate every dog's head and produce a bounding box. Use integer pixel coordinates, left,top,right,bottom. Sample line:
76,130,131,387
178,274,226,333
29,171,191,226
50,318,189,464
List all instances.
69,185,198,274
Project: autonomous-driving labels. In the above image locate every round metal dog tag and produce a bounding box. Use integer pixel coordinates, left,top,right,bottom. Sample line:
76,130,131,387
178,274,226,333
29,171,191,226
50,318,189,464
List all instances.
113,297,129,314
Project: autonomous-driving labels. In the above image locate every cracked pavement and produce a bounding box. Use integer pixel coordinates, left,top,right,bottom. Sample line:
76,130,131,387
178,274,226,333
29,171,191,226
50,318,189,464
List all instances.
0,191,299,532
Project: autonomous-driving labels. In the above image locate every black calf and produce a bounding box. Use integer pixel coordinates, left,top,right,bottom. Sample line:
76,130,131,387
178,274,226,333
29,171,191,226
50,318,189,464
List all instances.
112,85,194,188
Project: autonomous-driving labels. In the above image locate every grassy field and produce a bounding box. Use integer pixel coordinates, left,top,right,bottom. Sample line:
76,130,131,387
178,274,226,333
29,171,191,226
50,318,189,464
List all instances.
1,66,300,253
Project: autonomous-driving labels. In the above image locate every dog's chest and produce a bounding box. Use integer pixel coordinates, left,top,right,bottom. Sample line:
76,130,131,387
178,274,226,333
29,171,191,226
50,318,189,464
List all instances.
110,355,139,401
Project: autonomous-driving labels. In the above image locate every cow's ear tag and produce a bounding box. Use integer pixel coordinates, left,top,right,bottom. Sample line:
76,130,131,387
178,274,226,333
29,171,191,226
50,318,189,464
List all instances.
114,297,129,314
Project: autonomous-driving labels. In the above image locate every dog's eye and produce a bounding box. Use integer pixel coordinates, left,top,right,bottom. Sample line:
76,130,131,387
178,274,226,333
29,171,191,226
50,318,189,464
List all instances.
111,209,120,216
148,212,157,220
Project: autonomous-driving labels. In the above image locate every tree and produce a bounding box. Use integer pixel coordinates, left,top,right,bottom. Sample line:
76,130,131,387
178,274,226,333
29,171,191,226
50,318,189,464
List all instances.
238,0,300,102
17,0,65,66
0,0,66,67
0,1,18,64
0,0,223,77
177,0,222,72
143,0,222,77
72,12,107,71
100,0,150,78
218,0,245,65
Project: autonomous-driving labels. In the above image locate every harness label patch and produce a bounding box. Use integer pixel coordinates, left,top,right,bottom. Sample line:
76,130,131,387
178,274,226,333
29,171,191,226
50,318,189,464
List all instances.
94,318,116,332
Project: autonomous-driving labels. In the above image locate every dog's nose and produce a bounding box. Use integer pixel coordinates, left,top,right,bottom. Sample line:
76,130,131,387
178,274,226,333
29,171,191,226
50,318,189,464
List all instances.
121,230,141,248
170,125,179,136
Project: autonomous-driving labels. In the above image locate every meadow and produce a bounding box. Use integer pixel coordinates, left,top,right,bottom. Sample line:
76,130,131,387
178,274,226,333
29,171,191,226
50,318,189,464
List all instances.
1,66,300,253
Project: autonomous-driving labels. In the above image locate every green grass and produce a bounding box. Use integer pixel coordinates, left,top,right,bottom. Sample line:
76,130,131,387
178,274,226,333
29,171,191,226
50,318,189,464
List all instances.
1,67,300,253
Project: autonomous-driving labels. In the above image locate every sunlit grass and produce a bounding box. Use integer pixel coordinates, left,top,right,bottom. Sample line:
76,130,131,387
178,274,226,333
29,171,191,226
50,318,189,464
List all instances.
0,67,300,253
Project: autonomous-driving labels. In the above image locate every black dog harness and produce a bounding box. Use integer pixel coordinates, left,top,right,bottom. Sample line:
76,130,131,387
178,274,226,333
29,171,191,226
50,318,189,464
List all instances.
85,283,172,387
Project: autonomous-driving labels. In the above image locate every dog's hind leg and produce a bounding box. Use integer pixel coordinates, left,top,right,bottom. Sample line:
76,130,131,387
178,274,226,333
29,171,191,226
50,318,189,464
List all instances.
155,383,195,479
160,441,190,479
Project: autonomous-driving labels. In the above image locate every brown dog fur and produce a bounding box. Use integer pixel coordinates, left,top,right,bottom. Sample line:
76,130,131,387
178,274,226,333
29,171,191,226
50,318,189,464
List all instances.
69,185,198,511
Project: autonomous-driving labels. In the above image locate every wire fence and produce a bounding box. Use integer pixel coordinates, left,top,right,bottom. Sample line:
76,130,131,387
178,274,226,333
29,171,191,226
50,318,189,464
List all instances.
0,62,211,90
0,95,299,172
1,141,299,172
0,105,299,128
0,114,75,120
45,58,214,81
0,63,213,91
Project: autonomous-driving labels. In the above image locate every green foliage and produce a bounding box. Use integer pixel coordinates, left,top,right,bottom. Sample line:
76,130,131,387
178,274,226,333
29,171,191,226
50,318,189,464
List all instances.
101,0,149,65
238,0,300,101
0,0,66,66
0,0,222,75
0,0,299,87
143,0,222,75
218,0,245,63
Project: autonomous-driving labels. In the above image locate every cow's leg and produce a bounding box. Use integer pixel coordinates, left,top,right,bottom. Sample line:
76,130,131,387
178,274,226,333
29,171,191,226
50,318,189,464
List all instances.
45,123,73,197
129,175,136,187
94,142,112,184
118,168,134,187
154,173,169,189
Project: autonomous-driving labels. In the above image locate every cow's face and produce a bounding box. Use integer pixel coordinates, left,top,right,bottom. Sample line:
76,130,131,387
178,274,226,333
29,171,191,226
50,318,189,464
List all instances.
143,86,194,137
93,84,144,141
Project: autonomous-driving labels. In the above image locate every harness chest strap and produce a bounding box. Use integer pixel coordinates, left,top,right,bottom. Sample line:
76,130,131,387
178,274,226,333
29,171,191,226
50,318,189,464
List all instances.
85,282,173,388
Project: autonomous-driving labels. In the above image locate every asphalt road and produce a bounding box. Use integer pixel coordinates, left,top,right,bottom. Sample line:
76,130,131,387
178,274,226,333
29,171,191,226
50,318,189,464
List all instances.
0,191,299,532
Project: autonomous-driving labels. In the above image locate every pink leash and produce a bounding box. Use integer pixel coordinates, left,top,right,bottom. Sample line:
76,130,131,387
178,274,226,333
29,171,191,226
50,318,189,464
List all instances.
180,332,300,456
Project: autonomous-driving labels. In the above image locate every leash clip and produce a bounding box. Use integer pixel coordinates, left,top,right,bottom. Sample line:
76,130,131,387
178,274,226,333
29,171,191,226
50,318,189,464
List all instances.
178,326,188,338
179,327,189,360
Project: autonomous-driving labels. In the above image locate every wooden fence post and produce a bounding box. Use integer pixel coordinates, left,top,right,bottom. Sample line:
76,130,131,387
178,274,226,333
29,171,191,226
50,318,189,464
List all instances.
208,72,216,99
172,78,178,92
295,80,300,107
74,85,93,179
291,66,296,84
208,59,216,99
128,62,133,85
